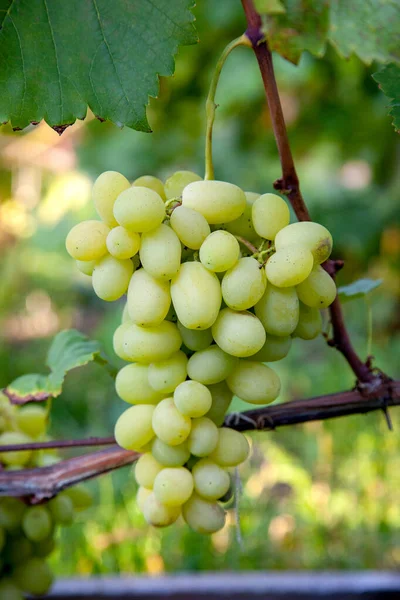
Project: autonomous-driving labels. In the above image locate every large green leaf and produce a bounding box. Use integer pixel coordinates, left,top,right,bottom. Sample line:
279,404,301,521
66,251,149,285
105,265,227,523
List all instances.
373,64,400,132
0,0,197,132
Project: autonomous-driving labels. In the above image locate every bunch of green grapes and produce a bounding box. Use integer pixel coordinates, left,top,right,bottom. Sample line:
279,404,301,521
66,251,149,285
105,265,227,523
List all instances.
0,395,92,598
66,169,336,534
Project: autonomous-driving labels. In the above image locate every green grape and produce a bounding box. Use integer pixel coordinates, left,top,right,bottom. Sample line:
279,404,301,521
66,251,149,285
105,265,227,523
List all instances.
64,485,93,512
48,494,74,525
34,536,56,558
187,417,219,457
114,405,155,451
265,245,314,287
182,493,226,534
0,579,24,600
252,193,290,240
187,345,238,385
113,322,133,361
222,191,260,242
205,381,233,426
226,360,281,404
164,170,202,199
177,321,213,351
106,226,141,260
76,259,97,276
93,171,130,227
142,491,181,527
209,428,250,467
222,257,267,310
13,557,54,596
136,486,152,512
65,220,110,261
133,175,166,201
170,206,210,250
192,458,230,501
275,221,333,264
140,224,181,281
292,302,323,340
0,432,32,467
255,284,299,336
134,453,164,489
152,398,191,446
151,438,190,467
199,230,240,272
211,308,266,357
296,265,337,308
127,269,171,327
173,380,212,418
117,320,182,363
153,467,194,506
113,186,165,232
247,334,292,362
6,536,33,564
15,405,47,438
182,180,246,224
0,498,26,531
22,506,52,542
148,351,188,394
171,262,221,330
115,363,165,404
92,255,134,301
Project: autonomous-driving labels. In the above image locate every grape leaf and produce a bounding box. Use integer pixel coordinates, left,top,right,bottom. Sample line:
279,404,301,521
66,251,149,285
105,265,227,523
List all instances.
338,278,383,303
0,0,197,133
373,64,400,132
3,330,113,404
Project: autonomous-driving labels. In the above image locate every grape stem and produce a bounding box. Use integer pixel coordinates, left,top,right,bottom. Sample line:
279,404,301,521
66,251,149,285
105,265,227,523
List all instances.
204,35,251,181
234,235,259,255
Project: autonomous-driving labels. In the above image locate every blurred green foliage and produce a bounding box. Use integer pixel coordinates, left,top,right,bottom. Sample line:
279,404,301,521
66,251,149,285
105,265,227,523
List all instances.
0,0,399,575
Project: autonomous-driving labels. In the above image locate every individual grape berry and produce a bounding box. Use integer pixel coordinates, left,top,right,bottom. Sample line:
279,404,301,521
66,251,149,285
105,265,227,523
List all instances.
292,303,323,340
274,221,333,264
255,284,299,336
209,428,250,467
211,308,266,357
170,206,210,249
205,381,233,427
187,417,219,457
173,380,212,418
116,364,164,405
222,257,267,310
177,322,213,351
22,506,52,542
93,171,130,227
65,220,109,261
13,557,54,596
92,255,134,301
252,193,290,240
192,458,230,501
151,438,190,467
48,494,74,525
0,432,32,466
76,259,97,276
222,191,260,242
127,269,171,327
226,360,281,404
153,467,194,506
296,265,337,308
182,180,246,224
152,398,192,446
106,226,140,259
114,405,155,451
199,230,240,272
137,486,152,512
142,491,181,527
140,224,182,281
164,170,202,199
148,351,188,394
246,334,292,362
187,345,238,385
115,320,182,363
113,186,165,232
182,493,226,534
134,453,164,489
265,245,314,287
16,405,47,438
133,175,166,200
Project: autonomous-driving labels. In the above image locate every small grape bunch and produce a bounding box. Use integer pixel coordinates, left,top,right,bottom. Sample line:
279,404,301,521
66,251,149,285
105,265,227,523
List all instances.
66,169,336,534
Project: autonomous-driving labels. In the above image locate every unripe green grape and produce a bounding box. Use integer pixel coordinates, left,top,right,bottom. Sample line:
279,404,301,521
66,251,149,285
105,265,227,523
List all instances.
192,459,230,501
171,262,221,330
151,438,190,467
48,494,74,525
205,381,233,426
13,557,54,596
152,398,191,446
170,206,210,250
210,428,250,467
0,579,24,600
22,506,52,542
16,404,47,438
199,230,240,272
177,321,213,351
140,224,181,281
226,360,280,405
137,486,152,512
265,245,314,287
187,417,218,457
255,284,299,336
292,303,323,340
76,259,97,276
92,255,134,301
222,191,260,242
117,320,182,363
134,453,164,488
106,226,141,259
187,345,238,385
212,308,266,357
296,265,337,308
164,170,202,199
275,221,333,264
148,351,188,394
133,175,166,201
113,186,165,232
64,485,93,512
182,493,226,534
0,498,26,530
173,380,212,418
93,171,130,227
34,536,56,558
0,432,32,466
222,257,267,310
247,334,292,362
142,491,181,527
66,220,110,261
113,322,133,360
252,193,290,240
6,536,33,564
153,467,194,506
182,180,246,224
127,269,171,327
114,405,155,451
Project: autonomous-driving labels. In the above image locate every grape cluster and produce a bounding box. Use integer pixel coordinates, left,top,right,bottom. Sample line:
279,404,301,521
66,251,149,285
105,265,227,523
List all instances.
66,170,336,534
0,396,92,598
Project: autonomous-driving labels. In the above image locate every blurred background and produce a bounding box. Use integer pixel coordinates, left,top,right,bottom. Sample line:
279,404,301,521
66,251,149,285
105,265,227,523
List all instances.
0,1,399,575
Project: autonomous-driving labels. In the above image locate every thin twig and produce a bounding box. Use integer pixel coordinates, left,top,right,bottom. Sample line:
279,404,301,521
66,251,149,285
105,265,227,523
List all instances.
0,436,115,453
